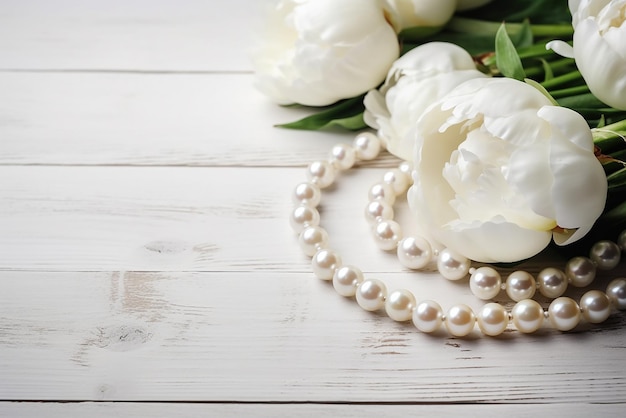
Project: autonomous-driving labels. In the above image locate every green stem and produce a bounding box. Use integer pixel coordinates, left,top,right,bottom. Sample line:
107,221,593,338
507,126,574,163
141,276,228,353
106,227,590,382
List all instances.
523,58,578,81
447,17,574,37
598,118,626,133
549,84,590,98
517,43,555,59
593,118,626,150
540,70,582,89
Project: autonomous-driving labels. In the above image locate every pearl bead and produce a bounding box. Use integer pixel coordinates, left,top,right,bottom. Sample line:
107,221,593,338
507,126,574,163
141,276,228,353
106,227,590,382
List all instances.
329,143,356,170
364,200,394,225
580,290,611,324
537,267,568,299
565,256,596,288
333,265,364,297
398,161,413,178
382,169,410,195
397,236,432,270
356,279,387,311
618,230,626,252
368,183,396,205
298,226,329,257
444,304,476,337
353,132,381,160
412,300,443,333
293,182,321,207
606,278,626,310
469,266,502,300
548,297,581,331
372,219,402,251
511,299,544,333
477,303,509,336
311,249,342,281
505,271,536,302
306,161,336,188
385,289,416,322
290,205,320,233
590,240,621,270
437,248,471,281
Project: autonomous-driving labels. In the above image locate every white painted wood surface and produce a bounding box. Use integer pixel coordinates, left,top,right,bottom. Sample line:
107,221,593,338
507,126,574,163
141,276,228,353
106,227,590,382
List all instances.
0,0,625,415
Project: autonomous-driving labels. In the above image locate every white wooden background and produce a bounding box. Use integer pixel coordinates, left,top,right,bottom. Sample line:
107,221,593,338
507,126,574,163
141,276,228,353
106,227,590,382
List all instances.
0,1,625,416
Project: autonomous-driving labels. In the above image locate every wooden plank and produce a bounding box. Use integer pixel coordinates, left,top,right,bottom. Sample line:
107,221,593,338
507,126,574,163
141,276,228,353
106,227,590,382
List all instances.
0,0,258,72
0,72,379,167
1,162,623,275
1,402,624,418
1,164,600,275
0,271,625,403
0,165,414,272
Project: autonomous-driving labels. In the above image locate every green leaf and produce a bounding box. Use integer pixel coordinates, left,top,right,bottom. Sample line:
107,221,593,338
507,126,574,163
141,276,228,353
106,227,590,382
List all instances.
276,95,366,131
324,113,367,131
510,20,533,48
524,78,558,105
495,23,526,80
539,58,554,81
607,167,626,191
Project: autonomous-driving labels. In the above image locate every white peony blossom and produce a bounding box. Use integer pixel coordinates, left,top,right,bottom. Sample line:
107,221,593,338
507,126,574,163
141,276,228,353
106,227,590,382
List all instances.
408,77,608,263
252,0,400,106
364,42,487,160
455,0,495,11
386,0,456,30
547,0,626,110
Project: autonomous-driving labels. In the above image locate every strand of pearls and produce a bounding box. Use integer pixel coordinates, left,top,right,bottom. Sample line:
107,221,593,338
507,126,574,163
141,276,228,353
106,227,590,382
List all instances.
366,159,626,303
290,132,626,337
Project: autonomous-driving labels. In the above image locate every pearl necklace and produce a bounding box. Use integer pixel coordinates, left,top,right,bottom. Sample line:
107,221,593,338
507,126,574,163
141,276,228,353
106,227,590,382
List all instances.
290,132,626,337
366,155,625,303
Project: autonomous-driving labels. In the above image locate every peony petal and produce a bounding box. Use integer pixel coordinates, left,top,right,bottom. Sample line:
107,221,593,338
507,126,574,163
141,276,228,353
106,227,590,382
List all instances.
545,40,575,59
387,0,456,29
546,119,607,244
363,89,388,130
573,17,626,110
507,136,555,220
436,221,553,263
252,0,399,106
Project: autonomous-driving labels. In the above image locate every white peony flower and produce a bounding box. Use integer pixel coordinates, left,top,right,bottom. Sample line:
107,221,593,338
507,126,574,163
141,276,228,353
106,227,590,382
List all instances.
364,42,487,160
547,0,626,110
252,0,400,107
455,0,495,11
386,0,456,30
408,77,608,263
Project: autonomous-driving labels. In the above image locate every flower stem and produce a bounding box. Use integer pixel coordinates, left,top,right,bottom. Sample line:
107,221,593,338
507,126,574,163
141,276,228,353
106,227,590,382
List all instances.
447,17,573,37
593,118,626,152
540,70,582,89
549,84,590,98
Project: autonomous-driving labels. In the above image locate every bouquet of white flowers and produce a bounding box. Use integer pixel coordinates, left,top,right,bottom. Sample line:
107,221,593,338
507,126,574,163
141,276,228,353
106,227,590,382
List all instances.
254,0,626,263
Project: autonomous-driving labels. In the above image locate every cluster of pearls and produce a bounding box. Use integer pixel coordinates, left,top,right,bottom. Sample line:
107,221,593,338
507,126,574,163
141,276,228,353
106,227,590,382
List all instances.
290,132,626,337
366,160,626,305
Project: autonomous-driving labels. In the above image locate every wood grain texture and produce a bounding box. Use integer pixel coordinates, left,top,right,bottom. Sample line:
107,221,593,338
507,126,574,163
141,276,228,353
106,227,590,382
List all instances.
1,402,624,418
0,72,364,167
0,165,392,272
1,272,625,403
1,0,625,413
0,0,258,72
